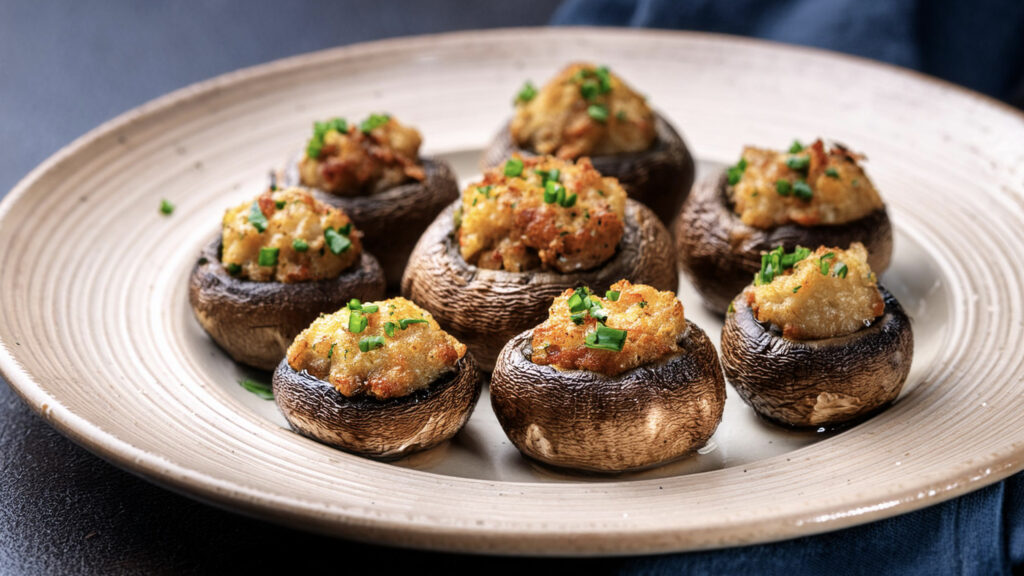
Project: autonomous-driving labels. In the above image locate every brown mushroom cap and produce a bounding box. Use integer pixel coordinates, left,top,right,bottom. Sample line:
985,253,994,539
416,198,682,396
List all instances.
272,354,483,459
188,237,386,371
482,112,695,226
674,169,893,315
490,322,725,473
279,157,459,288
401,199,678,372
720,285,913,428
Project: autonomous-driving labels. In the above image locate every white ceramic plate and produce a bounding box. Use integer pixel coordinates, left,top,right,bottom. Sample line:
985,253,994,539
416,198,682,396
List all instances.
2,28,1024,555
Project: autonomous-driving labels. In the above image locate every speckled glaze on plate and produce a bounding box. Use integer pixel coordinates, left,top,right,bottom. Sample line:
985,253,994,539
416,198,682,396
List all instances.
1,28,1023,556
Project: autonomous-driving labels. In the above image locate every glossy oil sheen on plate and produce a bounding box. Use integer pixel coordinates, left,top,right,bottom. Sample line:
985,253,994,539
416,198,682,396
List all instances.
1,28,1023,555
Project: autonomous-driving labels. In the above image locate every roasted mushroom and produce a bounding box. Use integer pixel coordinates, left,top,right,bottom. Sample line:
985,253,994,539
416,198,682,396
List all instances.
491,281,725,473
277,114,459,287
482,63,694,225
273,297,482,459
402,155,678,371
189,187,385,370
720,244,913,428
675,139,892,314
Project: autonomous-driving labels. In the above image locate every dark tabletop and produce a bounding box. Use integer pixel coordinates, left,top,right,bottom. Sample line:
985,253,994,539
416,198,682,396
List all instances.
2,2,1023,575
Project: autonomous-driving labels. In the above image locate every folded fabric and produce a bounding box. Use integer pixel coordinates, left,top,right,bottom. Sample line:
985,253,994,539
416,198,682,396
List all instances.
552,0,1024,106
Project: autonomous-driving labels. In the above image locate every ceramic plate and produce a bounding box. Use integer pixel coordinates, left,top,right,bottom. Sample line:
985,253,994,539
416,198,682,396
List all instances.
2,28,1023,555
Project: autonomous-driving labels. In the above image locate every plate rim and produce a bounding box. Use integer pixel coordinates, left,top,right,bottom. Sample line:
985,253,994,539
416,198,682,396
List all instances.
2,26,1024,556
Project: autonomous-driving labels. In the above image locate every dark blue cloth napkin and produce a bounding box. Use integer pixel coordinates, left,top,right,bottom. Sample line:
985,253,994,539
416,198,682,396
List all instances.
554,1,1024,573
553,0,1024,105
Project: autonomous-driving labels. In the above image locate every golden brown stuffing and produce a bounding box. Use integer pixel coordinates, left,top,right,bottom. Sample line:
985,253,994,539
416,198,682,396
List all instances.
298,114,425,195
729,139,884,228
221,187,361,283
748,243,884,340
510,63,656,159
286,297,467,399
457,155,626,273
530,280,687,376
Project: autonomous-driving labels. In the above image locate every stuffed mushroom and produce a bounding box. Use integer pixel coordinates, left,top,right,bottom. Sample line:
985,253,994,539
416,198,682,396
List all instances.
402,155,678,371
277,113,459,287
720,243,913,428
675,139,893,314
491,280,725,473
273,297,482,459
482,63,694,225
189,186,385,370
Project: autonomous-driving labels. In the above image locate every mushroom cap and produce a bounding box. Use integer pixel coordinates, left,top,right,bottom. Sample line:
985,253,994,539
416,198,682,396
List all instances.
720,284,913,428
490,321,726,473
674,169,893,315
482,112,695,226
272,353,483,459
401,199,678,372
279,157,459,288
188,237,386,371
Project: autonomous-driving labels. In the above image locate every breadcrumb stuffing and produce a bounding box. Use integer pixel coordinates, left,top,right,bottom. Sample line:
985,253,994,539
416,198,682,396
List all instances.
221,187,361,283
457,156,626,273
286,297,466,399
531,280,686,376
299,114,425,195
729,140,884,228
748,243,884,340
510,63,656,159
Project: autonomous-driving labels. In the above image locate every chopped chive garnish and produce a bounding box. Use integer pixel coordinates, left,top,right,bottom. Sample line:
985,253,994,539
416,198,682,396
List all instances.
567,289,587,313
534,168,561,184
595,66,612,93
398,318,428,330
348,311,368,334
727,157,748,186
476,185,493,198
515,81,537,104
258,247,279,267
275,200,286,209
383,321,396,337
248,201,268,232
835,263,849,278
360,304,379,314
605,290,620,301
587,104,609,123
570,312,586,325
786,155,810,173
292,238,309,252
825,167,840,179
580,80,599,100
776,179,792,196
584,324,627,351
793,180,813,200
226,263,241,275
307,117,348,159
358,336,385,352
159,199,174,215
328,343,335,359
543,180,561,204
819,252,835,275
359,113,390,133
348,298,362,310
727,301,736,314
789,140,804,153
239,378,273,400
793,285,802,294
504,158,524,177
562,193,577,208
756,246,811,285
338,222,352,236
324,227,351,254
